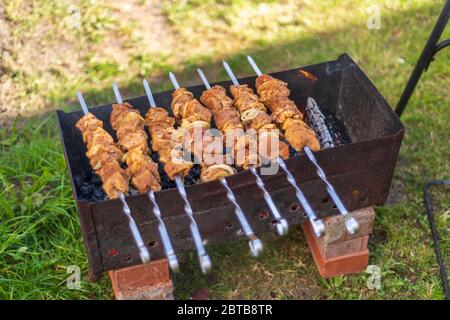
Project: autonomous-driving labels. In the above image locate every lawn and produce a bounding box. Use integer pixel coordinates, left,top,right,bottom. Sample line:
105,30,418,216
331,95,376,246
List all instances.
0,0,448,299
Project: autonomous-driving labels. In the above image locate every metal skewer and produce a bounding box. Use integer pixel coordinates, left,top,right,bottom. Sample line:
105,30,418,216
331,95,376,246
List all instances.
144,79,212,273
219,64,291,236
76,91,151,263
223,61,325,237
196,68,263,256
112,83,179,271
246,55,359,235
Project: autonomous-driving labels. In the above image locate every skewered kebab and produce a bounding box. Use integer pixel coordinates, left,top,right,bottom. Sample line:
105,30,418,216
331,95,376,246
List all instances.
163,74,264,255
222,61,326,237
141,81,212,274
75,91,150,263
143,82,212,271
110,83,179,271
196,68,289,237
246,55,359,234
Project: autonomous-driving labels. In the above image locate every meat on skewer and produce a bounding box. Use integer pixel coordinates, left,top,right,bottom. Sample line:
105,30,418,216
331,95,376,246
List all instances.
144,79,218,270
75,92,150,263
253,74,320,152
112,84,179,271
110,102,161,193
76,112,130,199
227,84,290,162
197,68,289,237
168,73,264,253
246,56,358,234
145,106,194,180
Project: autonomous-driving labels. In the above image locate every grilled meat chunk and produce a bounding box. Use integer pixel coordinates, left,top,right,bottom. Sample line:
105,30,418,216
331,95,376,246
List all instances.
254,74,319,152
145,107,194,180
172,88,212,128
76,113,130,199
110,103,161,193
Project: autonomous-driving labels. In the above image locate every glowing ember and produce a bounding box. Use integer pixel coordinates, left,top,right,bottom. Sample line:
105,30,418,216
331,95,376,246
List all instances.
299,69,318,81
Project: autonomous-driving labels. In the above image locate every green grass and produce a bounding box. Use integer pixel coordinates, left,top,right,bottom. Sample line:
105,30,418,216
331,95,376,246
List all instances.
0,0,449,299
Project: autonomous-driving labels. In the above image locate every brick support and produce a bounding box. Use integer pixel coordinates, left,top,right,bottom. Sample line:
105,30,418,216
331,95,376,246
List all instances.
108,259,174,300
303,207,375,278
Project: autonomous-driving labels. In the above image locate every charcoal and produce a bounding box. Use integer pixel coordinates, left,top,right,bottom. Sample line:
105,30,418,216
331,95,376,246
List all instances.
79,184,93,198
91,174,102,186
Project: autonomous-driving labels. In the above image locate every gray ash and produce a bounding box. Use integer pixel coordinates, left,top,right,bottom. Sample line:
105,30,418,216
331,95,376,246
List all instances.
322,111,351,145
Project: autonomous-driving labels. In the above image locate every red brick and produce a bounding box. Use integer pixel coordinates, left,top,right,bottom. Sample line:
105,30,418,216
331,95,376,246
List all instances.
321,207,375,244
108,259,174,300
303,222,369,278
316,235,369,260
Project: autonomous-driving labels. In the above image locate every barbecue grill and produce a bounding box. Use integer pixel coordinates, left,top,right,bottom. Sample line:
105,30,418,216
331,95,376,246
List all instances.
56,53,404,281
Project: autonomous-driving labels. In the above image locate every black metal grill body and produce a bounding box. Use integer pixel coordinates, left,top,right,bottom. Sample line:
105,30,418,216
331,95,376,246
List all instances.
56,54,404,280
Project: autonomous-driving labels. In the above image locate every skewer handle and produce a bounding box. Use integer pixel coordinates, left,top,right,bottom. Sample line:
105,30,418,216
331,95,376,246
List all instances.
249,166,288,236
175,176,212,273
220,178,263,257
304,147,359,234
277,157,325,237
148,191,179,271
119,192,151,263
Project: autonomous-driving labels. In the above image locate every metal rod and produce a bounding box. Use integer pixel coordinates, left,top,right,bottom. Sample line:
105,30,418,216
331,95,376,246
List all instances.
219,64,289,235
143,79,157,108
175,176,212,273
196,68,263,256
112,82,123,104
76,91,150,264
113,83,179,271
144,79,211,273
169,72,180,90
246,55,358,234
222,61,240,86
303,147,358,234
276,158,325,237
396,0,450,117
424,180,450,300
